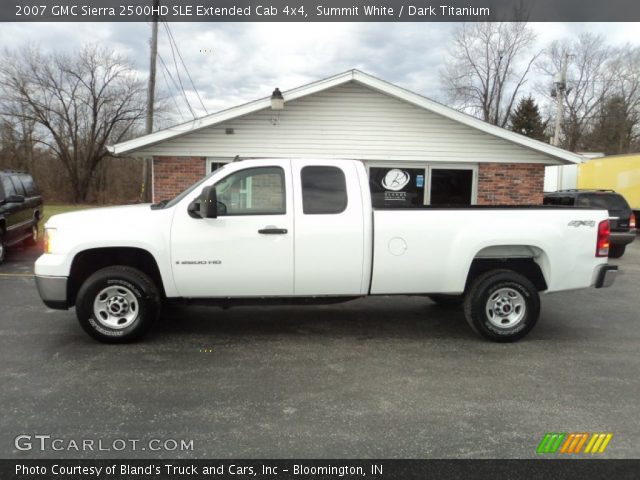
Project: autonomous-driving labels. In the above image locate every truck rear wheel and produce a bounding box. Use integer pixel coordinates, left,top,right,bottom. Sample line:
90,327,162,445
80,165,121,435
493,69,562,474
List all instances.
75,266,160,343
463,269,540,343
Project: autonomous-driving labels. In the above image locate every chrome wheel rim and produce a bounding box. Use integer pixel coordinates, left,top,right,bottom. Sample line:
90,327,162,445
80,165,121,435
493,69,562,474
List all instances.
93,285,139,329
485,287,526,329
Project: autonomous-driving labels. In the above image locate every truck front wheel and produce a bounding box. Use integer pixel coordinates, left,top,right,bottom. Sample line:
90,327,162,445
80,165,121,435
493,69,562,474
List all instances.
75,266,160,343
463,269,540,343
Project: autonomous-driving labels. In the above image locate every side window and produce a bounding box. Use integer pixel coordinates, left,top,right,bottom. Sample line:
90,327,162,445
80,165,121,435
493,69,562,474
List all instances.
301,166,348,214
215,167,285,215
20,174,38,196
2,176,16,197
10,176,26,196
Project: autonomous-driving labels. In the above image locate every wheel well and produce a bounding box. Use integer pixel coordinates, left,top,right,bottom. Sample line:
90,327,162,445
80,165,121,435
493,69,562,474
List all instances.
68,247,165,305
465,258,548,292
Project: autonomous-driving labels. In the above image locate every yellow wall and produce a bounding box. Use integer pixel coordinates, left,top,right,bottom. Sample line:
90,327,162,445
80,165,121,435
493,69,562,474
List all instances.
578,154,640,209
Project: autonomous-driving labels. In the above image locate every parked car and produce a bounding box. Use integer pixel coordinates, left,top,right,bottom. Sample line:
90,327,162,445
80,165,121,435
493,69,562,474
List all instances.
544,189,636,258
35,159,617,343
0,170,43,263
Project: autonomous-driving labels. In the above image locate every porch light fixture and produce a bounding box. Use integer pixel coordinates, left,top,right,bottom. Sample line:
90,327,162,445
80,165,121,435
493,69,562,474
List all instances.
270,88,284,110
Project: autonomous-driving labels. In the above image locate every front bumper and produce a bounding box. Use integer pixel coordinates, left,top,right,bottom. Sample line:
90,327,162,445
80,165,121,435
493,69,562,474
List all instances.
594,265,618,289
610,230,636,246
35,275,69,310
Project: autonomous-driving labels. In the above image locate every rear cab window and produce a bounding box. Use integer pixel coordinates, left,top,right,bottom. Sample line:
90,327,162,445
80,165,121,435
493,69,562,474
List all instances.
576,193,630,211
300,166,348,214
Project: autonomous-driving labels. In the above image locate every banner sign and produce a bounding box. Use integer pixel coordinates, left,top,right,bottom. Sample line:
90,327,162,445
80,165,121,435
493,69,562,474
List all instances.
3,0,640,22
3,459,640,480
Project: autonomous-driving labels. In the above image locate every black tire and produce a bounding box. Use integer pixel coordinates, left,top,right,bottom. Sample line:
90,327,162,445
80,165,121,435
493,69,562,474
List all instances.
608,244,626,259
0,229,5,264
463,269,540,343
24,221,39,247
75,266,160,343
428,294,464,307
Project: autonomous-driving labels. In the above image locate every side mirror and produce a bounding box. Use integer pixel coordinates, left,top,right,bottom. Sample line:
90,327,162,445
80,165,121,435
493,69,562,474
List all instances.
200,186,218,219
6,194,25,204
188,186,218,219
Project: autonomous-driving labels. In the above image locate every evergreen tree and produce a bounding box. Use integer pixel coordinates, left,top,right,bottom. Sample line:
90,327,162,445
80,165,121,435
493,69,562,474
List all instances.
509,96,547,141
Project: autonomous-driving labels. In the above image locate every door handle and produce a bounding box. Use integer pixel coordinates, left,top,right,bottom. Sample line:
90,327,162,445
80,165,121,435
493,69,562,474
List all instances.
258,228,288,234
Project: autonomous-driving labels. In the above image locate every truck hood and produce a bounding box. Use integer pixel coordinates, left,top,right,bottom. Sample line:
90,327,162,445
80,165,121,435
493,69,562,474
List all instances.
46,204,154,229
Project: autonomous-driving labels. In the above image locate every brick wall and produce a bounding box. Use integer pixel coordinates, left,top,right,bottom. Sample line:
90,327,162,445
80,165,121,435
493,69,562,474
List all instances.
152,157,546,206
153,156,206,202
477,163,545,205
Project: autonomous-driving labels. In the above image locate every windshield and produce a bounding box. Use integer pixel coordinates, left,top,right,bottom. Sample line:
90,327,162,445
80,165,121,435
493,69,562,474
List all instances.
160,164,228,209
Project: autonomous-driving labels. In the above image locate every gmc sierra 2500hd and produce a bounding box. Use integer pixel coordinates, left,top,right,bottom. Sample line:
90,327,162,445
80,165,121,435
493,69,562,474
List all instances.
35,159,618,343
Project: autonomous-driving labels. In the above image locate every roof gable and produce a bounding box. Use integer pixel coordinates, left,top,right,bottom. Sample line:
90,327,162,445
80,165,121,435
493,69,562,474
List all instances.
108,69,582,165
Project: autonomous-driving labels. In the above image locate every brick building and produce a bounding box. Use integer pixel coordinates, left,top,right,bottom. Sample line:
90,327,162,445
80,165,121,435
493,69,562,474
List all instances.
109,70,581,205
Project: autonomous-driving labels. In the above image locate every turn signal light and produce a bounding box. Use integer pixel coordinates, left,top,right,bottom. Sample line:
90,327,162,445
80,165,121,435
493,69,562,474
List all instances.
596,220,610,257
630,213,636,229
43,228,56,254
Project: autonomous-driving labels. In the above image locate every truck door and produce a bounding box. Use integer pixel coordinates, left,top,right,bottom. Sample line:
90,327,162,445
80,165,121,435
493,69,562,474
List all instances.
170,160,294,297
292,160,366,295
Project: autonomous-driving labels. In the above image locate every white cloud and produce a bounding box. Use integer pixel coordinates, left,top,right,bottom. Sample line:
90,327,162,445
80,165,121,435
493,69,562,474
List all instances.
1,21,638,124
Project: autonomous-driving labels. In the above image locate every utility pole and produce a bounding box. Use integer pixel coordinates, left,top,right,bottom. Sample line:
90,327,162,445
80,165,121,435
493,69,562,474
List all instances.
552,52,569,147
141,0,160,202
552,52,569,190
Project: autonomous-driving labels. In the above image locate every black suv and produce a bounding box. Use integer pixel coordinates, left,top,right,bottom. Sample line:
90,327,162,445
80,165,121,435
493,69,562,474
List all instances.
0,171,43,263
543,189,636,258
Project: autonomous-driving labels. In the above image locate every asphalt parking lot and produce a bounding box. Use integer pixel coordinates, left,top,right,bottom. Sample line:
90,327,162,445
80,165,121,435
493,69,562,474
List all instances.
1,241,639,459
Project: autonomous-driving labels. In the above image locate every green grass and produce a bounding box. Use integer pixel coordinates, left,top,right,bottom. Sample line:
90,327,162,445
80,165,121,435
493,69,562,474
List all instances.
40,204,91,237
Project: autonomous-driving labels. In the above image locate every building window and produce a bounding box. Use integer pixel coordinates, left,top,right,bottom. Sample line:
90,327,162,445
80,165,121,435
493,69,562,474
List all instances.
369,164,477,208
206,157,231,174
369,167,426,208
301,166,348,214
429,168,473,206
215,167,285,215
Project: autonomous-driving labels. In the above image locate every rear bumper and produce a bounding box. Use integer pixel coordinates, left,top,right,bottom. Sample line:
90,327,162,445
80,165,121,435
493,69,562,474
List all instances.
610,230,636,246
35,275,69,310
594,265,618,289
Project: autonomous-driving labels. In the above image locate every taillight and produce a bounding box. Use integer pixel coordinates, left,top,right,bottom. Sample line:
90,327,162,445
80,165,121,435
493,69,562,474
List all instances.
596,220,610,257
630,213,636,229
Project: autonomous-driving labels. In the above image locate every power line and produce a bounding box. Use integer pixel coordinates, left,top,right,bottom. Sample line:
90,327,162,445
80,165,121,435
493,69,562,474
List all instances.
162,20,208,116
157,54,187,123
157,53,191,120
160,21,196,118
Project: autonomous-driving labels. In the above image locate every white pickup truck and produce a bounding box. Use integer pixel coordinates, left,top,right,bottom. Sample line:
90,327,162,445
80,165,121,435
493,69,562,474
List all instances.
35,159,617,343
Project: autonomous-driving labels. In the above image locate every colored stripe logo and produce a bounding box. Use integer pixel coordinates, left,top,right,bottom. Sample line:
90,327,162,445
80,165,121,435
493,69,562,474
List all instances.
537,433,613,454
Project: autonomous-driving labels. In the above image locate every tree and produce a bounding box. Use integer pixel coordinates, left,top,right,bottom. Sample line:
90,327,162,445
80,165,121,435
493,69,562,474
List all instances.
509,96,547,141
441,21,541,127
0,45,146,202
537,34,616,152
583,95,637,154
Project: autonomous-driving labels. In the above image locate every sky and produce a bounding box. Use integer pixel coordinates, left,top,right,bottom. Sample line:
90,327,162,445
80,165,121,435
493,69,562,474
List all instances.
1,22,639,125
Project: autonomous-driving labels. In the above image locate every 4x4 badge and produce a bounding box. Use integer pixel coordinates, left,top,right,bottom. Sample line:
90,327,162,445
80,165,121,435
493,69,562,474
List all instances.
568,220,595,227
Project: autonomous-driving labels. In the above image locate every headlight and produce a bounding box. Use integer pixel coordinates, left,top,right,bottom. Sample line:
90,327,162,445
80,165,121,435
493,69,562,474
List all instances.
43,228,57,254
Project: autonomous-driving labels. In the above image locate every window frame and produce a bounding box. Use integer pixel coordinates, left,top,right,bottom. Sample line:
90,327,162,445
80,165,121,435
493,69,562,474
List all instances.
364,162,478,207
213,165,287,217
